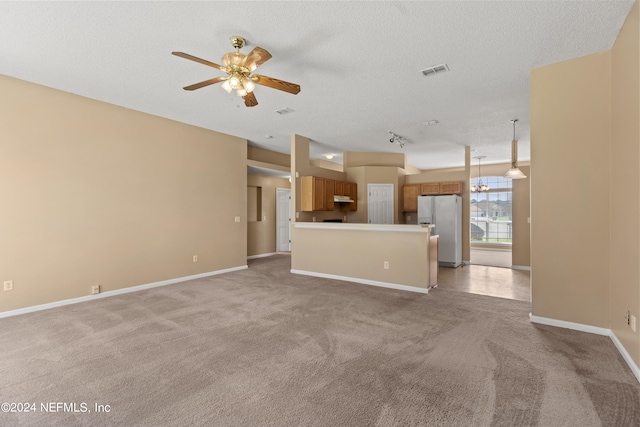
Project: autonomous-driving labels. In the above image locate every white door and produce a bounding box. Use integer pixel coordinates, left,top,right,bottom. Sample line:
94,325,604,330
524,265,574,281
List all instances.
367,184,394,224
276,188,291,251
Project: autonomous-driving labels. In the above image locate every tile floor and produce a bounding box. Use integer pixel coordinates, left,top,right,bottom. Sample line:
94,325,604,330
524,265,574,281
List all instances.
436,263,530,302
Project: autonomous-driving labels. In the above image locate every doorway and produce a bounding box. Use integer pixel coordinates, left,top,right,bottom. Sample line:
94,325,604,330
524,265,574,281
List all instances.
367,184,394,224
276,188,291,252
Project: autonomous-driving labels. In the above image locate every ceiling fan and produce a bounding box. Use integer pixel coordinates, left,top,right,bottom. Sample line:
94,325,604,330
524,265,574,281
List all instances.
172,36,301,107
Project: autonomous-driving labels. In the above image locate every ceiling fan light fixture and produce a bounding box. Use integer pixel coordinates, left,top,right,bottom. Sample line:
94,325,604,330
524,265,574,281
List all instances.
228,75,240,89
222,52,245,67
173,35,300,108
242,76,255,93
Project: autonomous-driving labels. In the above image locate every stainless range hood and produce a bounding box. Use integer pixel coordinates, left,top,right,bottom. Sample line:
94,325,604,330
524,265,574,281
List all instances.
334,195,354,203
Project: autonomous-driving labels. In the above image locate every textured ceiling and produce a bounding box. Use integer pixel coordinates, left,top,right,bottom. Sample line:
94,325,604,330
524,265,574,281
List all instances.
0,1,634,170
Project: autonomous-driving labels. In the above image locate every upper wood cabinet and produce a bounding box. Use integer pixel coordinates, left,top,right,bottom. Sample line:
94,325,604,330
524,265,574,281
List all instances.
402,181,463,212
403,185,420,212
324,179,335,211
301,176,358,212
301,176,325,211
346,182,358,212
420,183,441,195
438,181,463,195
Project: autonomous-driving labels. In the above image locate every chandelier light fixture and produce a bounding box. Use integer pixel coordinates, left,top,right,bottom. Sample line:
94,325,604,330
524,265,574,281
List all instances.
471,156,490,192
503,119,527,179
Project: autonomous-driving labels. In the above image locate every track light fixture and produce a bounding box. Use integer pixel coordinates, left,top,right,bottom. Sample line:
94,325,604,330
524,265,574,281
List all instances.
387,131,406,148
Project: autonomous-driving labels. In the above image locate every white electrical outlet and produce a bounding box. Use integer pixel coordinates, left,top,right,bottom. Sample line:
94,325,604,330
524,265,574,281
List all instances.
384,261,389,269
91,285,100,295
235,216,241,223
313,217,316,222
631,315,637,332
296,212,300,219
343,216,347,222
193,255,198,262
3,280,13,291
263,215,267,221
407,215,411,221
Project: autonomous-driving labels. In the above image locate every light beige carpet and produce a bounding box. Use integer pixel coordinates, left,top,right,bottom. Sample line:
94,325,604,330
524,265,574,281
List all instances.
0,255,638,426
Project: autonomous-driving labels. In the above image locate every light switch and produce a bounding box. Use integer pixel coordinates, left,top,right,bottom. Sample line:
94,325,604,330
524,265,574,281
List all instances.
235,216,240,223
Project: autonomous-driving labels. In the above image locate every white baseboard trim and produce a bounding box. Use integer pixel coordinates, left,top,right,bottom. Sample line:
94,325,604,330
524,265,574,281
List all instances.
530,314,640,384
0,265,249,319
610,331,640,383
512,265,531,271
291,269,429,295
247,252,277,260
529,315,610,336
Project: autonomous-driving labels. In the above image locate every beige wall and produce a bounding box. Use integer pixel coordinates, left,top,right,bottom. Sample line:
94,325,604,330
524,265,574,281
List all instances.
404,163,423,175
611,0,640,366
343,152,406,169
247,174,291,257
292,225,430,289
0,75,247,313
512,165,531,268
310,158,343,171
530,52,612,327
247,145,290,167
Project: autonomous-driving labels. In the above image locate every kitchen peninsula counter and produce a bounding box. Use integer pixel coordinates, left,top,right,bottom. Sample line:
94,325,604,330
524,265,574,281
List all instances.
291,223,437,293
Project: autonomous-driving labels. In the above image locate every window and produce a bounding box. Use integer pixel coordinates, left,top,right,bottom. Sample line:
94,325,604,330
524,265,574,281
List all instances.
470,176,512,244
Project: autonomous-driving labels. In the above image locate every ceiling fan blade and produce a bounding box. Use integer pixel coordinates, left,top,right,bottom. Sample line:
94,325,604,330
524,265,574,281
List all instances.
183,77,227,91
243,92,258,107
172,51,221,69
241,47,272,72
252,74,301,94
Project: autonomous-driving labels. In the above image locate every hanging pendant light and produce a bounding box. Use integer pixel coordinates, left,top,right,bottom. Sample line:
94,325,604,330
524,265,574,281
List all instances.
504,119,527,179
471,156,490,192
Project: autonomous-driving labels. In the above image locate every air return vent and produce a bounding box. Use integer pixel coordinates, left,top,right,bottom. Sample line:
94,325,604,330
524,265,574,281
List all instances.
275,107,295,115
420,63,450,77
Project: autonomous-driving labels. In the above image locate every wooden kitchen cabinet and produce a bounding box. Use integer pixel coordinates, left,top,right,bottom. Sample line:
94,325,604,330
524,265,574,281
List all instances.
324,179,335,211
418,181,464,196
346,182,358,212
438,181,463,195
302,176,358,212
420,183,441,195
402,181,464,212
402,184,420,212
301,176,325,211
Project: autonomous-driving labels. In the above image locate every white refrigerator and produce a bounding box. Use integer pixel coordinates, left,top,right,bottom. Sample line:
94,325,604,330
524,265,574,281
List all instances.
417,195,462,267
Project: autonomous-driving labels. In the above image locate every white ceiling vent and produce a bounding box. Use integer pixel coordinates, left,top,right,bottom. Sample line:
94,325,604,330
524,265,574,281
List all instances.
275,107,295,115
420,64,450,77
